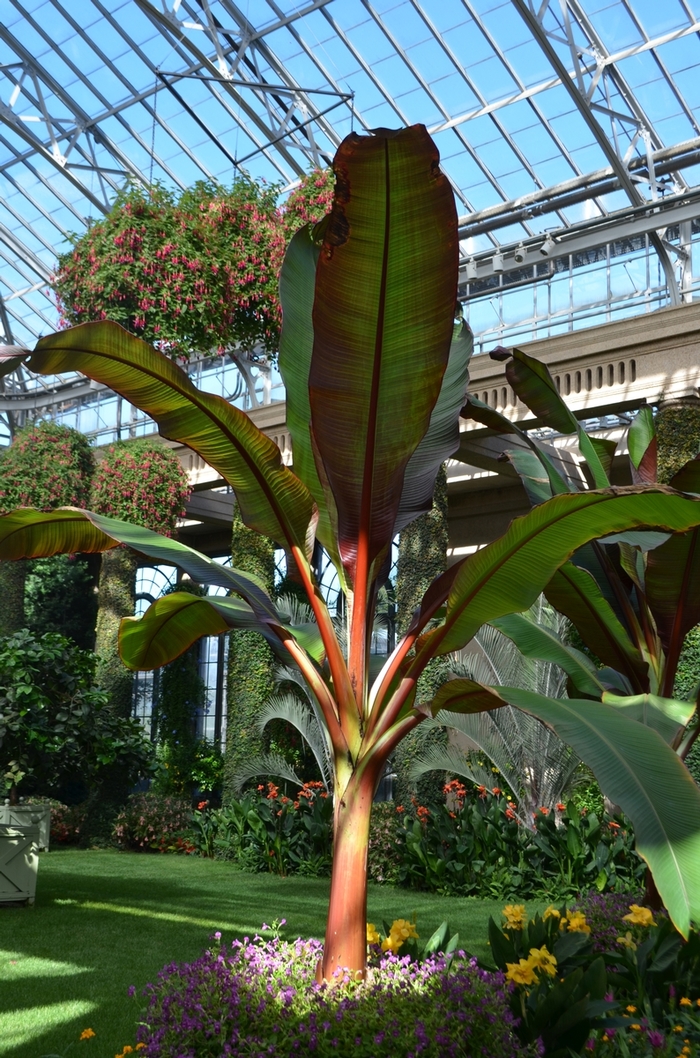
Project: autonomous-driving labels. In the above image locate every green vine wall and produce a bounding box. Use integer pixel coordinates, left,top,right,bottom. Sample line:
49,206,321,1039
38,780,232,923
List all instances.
222,504,276,805
90,439,190,718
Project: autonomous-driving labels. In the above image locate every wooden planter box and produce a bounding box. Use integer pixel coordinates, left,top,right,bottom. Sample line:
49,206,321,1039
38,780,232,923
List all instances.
0,804,51,851
0,825,39,905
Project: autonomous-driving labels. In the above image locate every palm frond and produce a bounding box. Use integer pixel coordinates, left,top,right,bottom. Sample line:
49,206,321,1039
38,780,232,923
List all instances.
230,752,304,794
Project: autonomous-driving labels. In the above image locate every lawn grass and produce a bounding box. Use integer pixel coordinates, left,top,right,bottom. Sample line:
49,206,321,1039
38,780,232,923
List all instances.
0,849,545,1058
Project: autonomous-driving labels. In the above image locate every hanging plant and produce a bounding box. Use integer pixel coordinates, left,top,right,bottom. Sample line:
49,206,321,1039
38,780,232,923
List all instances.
89,439,190,536
0,420,94,513
53,170,334,360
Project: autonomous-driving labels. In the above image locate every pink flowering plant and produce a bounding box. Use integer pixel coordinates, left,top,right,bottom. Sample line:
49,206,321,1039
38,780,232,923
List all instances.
113,792,195,852
53,171,333,359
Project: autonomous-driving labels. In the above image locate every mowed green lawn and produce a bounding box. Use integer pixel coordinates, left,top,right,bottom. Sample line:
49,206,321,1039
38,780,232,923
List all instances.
0,849,544,1058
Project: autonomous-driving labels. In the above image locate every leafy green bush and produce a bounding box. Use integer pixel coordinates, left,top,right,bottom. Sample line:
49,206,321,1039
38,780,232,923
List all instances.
487,900,700,1056
393,781,642,900
189,781,332,876
0,629,154,802
48,801,86,845
113,792,194,852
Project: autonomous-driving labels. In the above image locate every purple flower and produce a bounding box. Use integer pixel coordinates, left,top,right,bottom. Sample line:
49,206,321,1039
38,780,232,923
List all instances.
648,1030,665,1048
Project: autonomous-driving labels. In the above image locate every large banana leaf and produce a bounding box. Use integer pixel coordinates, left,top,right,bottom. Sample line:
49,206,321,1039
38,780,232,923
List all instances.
278,222,342,580
502,346,611,488
544,561,649,691
393,314,473,534
601,691,696,745
427,679,700,938
628,405,657,484
644,461,700,657
20,322,314,555
0,507,281,625
307,126,458,590
491,611,605,697
420,488,700,660
120,591,326,670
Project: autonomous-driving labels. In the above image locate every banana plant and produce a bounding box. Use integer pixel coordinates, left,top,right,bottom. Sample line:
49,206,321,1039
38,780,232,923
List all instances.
463,346,700,765
3,126,700,970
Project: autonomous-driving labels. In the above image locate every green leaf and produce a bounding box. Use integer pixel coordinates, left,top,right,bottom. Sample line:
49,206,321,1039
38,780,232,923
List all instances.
500,686,700,938
394,315,473,533
307,126,458,590
419,678,505,718
502,448,555,505
278,223,343,580
120,593,257,669
0,345,29,378
504,347,610,488
462,395,572,496
0,507,281,627
628,406,657,483
491,611,605,697
25,321,315,555
545,561,648,692
423,488,700,660
645,527,700,655
601,692,696,745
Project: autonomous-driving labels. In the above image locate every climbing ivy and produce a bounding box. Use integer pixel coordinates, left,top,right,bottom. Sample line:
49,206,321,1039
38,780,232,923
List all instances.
655,400,700,483
90,439,190,718
222,504,276,805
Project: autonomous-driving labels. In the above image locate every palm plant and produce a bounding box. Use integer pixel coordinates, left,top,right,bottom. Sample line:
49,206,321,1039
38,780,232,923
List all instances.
2,126,700,975
410,599,580,824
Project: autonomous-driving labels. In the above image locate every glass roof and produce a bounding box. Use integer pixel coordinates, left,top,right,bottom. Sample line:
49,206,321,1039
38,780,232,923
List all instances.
2,0,700,349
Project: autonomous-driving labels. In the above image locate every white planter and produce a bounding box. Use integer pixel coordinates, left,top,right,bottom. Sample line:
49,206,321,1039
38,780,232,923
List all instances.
0,825,39,905
0,803,51,851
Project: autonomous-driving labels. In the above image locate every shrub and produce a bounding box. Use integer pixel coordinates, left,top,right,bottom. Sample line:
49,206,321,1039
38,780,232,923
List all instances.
49,802,86,845
368,801,405,885
395,783,643,900
113,792,194,852
190,781,332,876
135,932,542,1057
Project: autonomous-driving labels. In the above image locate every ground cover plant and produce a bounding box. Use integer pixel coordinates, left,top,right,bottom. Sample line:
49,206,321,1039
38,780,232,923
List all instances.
3,126,700,984
0,848,516,1058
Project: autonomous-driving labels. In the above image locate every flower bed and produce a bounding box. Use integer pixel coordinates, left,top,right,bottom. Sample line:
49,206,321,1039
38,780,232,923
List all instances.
135,932,541,1057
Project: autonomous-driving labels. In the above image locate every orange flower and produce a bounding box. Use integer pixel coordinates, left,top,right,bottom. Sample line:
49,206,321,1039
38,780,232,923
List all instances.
538,806,549,815
492,787,502,795
556,802,566,811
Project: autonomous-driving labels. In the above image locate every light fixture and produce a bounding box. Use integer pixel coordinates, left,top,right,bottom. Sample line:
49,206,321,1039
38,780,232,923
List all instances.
466,257,477,280
513,243,525,263
492,251,504,272
540,233,556,257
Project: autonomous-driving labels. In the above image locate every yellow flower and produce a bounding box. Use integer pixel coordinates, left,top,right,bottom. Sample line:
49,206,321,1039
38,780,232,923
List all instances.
528,946,557,977
389,918,419,942
543,905,561,921
505,959,537,986
366,923,381,946
616,931,637,951
626,1005,637,1013
680,997,693,1007
565,911,591,934
502,904,527,930
80,1029,96,1041
630,1023,641,1030
381,934,402,954
622,904,655,928
675,1025,684,1032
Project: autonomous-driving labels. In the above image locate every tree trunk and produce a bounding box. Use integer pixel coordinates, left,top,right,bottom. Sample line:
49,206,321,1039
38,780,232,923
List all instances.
320,761,380,981
94,547,138,717
0,559,26,636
